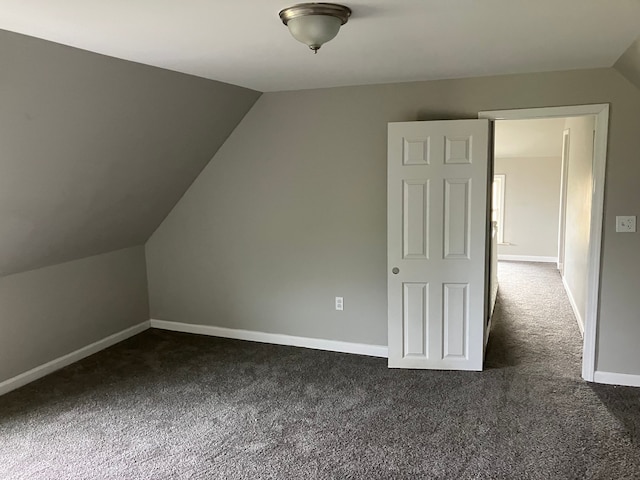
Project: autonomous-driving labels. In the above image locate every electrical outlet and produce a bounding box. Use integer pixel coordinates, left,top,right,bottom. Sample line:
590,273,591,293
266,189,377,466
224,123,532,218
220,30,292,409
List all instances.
335,297,343,311
616,216,636,233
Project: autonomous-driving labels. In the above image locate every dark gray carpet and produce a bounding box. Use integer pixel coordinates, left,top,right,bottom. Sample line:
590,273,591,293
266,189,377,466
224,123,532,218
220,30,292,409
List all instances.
1,262,639,479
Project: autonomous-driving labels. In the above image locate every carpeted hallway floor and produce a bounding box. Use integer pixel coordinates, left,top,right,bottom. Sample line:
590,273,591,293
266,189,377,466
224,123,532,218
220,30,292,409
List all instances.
1,262,639,479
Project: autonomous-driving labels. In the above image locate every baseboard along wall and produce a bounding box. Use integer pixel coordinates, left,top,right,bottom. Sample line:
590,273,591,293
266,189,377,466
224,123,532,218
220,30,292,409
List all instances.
6,317,640,396
497,255,558,263
0,319,387,398
593,371,640,388
150,319,389,358
0,321,150,397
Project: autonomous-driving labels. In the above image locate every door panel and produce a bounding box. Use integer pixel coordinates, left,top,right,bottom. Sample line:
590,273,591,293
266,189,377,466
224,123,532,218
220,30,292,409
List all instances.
403,282,429,358
403,180,429,259
443,283,468,359
444,178,470,259
388,120,489,370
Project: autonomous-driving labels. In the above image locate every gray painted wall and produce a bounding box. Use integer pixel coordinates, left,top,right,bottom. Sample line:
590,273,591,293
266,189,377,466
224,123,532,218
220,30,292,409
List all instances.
0,246,148,383
146,68,640,376
614,37,640,92
562,116,595,330
0,29,260,276
495,156,562,258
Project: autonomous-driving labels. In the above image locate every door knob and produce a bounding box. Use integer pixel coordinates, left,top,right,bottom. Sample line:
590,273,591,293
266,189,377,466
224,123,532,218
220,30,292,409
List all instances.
392,267,400,274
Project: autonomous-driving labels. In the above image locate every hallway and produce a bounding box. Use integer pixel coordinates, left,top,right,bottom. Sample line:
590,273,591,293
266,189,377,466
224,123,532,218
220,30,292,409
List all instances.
486,261,582,378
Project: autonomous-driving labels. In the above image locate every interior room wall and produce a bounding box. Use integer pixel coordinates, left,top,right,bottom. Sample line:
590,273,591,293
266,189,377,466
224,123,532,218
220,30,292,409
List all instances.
0,29,260,277
146,67,640,376
562,116,596,330
495,156,562,258
614,36,640,92
0,246,149,384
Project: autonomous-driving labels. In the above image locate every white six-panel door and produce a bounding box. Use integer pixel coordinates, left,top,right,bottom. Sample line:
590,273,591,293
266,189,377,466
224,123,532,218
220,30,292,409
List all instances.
387,120,489,370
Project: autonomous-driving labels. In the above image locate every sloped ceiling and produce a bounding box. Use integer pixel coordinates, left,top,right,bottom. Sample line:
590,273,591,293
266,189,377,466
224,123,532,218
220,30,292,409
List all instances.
0,30,260,277
614,36,640,92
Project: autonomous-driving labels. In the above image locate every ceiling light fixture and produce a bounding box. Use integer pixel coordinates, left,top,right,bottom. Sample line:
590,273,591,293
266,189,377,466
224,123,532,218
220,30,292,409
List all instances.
279,3,351,54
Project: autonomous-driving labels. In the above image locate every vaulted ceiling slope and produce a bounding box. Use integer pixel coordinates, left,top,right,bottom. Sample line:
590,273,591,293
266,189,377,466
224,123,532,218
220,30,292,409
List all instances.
615,37,640,92
0,30,261,277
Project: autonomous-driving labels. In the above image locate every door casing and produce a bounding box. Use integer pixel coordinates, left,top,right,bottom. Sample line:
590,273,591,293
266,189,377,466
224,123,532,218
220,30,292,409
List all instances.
557,129,571,275
479,104,610,382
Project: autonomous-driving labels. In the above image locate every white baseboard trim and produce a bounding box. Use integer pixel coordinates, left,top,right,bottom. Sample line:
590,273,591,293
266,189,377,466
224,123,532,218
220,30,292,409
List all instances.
150,319,389,358
593,371,640,388
561,276,585,335
498,255,558,263
0,321,150,397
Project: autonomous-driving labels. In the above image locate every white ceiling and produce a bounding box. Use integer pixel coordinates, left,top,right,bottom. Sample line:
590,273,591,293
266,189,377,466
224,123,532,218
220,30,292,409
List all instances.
494,118,567,158
1,0,639,92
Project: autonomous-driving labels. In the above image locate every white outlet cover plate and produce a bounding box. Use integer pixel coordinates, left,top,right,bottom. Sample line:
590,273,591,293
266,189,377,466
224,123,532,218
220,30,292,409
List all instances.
616,215,636,233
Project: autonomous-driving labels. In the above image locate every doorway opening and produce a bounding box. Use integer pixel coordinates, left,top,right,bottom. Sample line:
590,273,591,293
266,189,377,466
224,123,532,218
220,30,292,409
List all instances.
480,105,610,382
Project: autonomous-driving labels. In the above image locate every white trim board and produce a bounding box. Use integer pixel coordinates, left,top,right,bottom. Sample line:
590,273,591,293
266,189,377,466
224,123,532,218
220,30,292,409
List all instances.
150,319,389,358
593,371,640,388
498,255,558,263
480,104,609,383
562,276,585,336
1,317,636,393
0,321,150,397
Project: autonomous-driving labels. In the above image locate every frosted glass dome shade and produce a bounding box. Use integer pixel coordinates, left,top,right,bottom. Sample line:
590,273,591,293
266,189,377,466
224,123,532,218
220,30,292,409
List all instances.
287,15,342,51
279,3,351,53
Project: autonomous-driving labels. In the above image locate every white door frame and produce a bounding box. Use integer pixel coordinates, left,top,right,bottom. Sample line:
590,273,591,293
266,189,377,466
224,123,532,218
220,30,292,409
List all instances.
479,104,610,382
557,129,570,275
